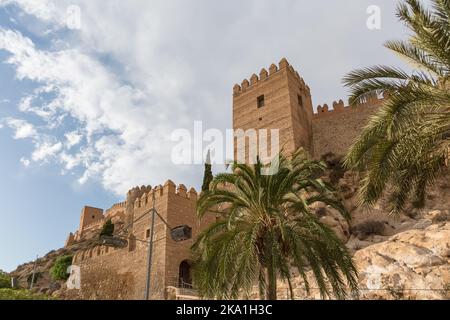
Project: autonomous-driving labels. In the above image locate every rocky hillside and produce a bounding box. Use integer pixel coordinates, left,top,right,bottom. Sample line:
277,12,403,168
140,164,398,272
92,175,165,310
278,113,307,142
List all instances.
272,219,449,300
288,155,450,300
9,238,98,297
355,221,449,299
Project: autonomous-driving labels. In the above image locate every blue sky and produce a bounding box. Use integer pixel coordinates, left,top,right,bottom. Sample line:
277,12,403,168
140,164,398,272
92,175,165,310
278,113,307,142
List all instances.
0,0,411,272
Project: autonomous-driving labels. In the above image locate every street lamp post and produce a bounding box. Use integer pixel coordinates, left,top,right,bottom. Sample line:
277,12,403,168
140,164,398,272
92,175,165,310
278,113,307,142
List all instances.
144,200,156,301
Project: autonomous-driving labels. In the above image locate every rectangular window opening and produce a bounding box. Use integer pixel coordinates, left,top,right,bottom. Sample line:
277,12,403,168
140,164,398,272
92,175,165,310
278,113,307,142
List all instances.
257,95,265,108
298,94,303,107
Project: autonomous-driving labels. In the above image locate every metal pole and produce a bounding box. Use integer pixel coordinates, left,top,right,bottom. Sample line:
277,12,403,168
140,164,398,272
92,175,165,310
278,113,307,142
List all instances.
29,255,38,290
144,193,156,300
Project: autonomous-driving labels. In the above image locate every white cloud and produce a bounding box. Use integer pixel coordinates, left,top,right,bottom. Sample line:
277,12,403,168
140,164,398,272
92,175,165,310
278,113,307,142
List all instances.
31,141,62,161
0,0,62,24
0,28,183,194
4,118,37,139
0,0,407,195
64,131,82,149
20,157,30,167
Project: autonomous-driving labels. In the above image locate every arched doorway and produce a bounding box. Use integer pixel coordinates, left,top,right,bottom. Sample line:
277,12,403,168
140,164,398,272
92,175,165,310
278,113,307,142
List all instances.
178,260,192,288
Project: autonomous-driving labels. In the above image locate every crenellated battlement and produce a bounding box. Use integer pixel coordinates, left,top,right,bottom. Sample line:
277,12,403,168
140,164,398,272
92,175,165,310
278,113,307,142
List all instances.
314,94,386,119
132,180,198,210
105,201,126,215
233,58,310,96
82,219,104,230
127,185,152,200
73,244,118,264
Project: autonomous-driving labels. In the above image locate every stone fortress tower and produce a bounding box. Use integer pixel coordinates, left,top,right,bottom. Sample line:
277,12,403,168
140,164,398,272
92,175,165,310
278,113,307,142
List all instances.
233,58,314,160
233,58,386,161
65,58,385,300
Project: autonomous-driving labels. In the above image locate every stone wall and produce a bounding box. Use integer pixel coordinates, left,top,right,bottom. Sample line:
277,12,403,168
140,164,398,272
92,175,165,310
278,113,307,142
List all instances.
71,180,215,300
233,58,314,161
72,244,149,300
312,97,384,158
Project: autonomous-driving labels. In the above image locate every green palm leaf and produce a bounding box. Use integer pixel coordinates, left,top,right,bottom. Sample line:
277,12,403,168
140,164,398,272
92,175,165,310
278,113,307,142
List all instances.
192,151,358,300
343,0,450,214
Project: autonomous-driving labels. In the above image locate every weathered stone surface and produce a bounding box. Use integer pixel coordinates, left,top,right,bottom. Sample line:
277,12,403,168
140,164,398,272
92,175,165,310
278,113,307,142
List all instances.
272,222,450,300
355,222,450,300
318,208,350,242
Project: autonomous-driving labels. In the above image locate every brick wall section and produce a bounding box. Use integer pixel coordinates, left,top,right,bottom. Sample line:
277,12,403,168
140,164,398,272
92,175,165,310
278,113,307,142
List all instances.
312,97,384,158
72,245,148,300
233,58,314,160
72,180,215,300
164,184,216,288
78,206,104,234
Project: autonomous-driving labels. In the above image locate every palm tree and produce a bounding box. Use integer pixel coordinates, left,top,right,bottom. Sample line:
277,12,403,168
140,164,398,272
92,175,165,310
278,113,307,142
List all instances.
192,150,358,300
343,0,450,213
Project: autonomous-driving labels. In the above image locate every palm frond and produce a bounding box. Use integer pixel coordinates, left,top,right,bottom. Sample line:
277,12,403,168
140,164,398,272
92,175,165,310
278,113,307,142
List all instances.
343,0,450,212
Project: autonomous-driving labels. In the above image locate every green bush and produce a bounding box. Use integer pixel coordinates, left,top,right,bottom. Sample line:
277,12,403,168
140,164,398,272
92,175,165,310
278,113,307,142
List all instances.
50,255,73,281
0,288,54,300
100,219,114,237
0,271,10,289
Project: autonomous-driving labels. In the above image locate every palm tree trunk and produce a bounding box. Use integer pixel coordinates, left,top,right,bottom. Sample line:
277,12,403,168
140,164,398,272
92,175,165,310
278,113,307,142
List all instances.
287,276,294,300
265,266,277,300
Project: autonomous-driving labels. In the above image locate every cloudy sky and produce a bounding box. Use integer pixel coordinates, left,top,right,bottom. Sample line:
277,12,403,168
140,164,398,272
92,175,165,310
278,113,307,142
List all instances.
0,0,410,271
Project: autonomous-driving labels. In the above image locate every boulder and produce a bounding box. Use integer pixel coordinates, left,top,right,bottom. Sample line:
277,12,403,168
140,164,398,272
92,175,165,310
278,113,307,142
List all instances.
317,207,350,242
274,222,449,300
355,222,450,300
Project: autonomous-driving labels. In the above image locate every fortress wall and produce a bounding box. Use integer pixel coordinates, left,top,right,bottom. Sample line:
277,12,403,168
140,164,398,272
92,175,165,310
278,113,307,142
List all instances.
164,185,216,288
233,58,314,160
286,66,314,155
104,201,126,222
312,97,384,158
73,224,168,299
79,206,104,234
72,243,160,300
71,181,209,300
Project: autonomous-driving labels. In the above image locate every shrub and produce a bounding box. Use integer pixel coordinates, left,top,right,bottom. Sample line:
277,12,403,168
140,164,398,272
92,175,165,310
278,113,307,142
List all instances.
50,255,73,281
351,220,385,240
0,288,54,300
100,219,114,237
0,271,10,289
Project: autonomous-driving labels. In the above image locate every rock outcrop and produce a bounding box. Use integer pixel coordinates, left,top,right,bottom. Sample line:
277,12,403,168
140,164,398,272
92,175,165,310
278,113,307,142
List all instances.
279,162,450,300
355,222,449,300
272,221,449,300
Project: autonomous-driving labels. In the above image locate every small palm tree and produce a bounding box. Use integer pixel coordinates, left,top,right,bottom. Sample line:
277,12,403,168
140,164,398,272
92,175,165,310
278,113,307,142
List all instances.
343,0,450,213
192,150,358,300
